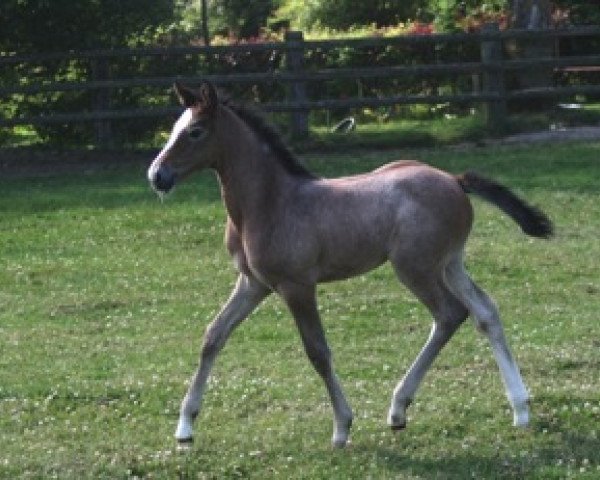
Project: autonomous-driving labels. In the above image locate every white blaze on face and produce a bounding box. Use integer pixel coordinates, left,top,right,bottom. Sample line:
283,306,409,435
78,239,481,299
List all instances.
147,108,194,183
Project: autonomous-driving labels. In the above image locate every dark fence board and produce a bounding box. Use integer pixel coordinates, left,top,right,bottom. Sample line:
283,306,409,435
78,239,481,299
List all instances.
2,24,599,142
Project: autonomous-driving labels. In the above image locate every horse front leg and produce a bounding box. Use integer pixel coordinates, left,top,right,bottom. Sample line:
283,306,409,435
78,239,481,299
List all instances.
175,274,270,444
279,282,353,448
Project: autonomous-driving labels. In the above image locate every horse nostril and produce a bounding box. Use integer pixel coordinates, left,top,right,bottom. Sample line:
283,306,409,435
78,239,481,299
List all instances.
153,165,175,192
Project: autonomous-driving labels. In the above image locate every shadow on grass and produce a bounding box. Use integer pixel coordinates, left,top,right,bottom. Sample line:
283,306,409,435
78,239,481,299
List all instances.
0,155,222,214
351,426,599,479
174,429,598,479
359,389,600,479
1,141,599,215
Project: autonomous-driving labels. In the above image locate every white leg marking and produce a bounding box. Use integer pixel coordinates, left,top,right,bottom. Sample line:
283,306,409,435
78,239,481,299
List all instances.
329,374,353,447
445,260,530,427
175,415,195,441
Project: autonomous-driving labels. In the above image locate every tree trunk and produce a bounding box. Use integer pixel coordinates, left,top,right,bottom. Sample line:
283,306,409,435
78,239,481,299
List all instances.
201,0,210,46
510,0,555,109
511,0,551,29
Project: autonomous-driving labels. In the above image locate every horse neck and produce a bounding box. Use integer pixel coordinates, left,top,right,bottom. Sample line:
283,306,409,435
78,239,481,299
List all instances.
213,108,295,229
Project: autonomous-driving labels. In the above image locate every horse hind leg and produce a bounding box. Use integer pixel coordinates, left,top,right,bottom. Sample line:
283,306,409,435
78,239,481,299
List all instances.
388,266,469,430
444,257,530,427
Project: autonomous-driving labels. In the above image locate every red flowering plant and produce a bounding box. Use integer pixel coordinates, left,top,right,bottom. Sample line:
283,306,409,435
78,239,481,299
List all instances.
456,6,510,32
408,21,436,35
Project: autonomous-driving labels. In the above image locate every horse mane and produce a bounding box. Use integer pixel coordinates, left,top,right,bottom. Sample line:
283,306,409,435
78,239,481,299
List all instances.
222,98,316,179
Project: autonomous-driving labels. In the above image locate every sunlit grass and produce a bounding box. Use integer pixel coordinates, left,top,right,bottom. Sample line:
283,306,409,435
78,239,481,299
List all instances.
310,113,488,150
4,103,600,150
0,141,599,478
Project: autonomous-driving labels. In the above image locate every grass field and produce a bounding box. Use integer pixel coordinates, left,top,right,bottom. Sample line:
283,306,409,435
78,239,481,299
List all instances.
1,141,599,479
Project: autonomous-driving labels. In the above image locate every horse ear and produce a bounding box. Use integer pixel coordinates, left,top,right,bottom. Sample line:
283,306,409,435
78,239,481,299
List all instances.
173,81,198,108
198,81,218,114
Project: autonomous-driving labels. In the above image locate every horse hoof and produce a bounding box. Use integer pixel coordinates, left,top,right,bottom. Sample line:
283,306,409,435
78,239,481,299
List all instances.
387,412,407,431
512,399,530,427
176,437,193,451
513,411,530,428
332,437,349,449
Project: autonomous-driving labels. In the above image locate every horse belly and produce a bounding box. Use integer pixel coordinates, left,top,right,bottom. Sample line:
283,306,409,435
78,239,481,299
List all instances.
317,257,387,283
316,229,389,282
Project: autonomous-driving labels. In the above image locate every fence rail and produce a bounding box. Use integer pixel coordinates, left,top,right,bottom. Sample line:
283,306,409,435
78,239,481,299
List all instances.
2,24,599,64
1,24,600,144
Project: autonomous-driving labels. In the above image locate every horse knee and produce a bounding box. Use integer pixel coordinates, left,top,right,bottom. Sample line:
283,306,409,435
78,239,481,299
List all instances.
473,305,502,337
201,323,223,360
435,297,469,331
448,303,469,328
305,342,332,377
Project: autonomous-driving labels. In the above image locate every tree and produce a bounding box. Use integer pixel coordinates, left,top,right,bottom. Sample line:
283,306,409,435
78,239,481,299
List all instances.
0,0,178,146
507,1,554,110
201,0,210,45
302,0,425,30
0,0,176,53
210,0,275,38
509,0,551,28
553,0,600,25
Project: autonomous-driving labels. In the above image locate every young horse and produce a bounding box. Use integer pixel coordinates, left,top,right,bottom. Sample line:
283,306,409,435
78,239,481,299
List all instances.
147,81,553,448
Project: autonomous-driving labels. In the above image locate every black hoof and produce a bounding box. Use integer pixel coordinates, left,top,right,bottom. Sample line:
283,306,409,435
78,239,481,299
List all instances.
177,437,194,444
390,423,406,432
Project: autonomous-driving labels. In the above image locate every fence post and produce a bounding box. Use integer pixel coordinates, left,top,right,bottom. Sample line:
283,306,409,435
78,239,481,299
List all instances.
285,31,309,139
91,57,113,148
480,22,507,133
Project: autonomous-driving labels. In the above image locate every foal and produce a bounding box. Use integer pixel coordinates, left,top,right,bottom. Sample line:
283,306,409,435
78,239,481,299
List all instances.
147,81,552,447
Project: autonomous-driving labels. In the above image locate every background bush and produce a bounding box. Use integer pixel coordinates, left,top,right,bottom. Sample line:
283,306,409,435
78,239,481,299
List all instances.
1,0,598,147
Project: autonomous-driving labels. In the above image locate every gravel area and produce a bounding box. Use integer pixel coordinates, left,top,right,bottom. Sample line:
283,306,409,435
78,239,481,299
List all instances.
486,124,600,145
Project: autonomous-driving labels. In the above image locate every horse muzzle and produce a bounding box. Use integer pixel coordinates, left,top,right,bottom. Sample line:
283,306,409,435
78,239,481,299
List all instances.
148,163,176,194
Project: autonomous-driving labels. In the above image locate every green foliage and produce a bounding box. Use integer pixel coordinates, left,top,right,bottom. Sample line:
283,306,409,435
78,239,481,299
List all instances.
555,0,600,25
1,142,599,478
3,0,600,148
431,1,509,32
272,0,319,31
177,0,280,40
210,0,276,38
274,0,511,32
277,0,425,31
0,0,177,53
0,0,180,146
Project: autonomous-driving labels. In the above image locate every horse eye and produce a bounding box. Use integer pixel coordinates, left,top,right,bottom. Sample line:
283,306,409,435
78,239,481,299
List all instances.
188,126,206,141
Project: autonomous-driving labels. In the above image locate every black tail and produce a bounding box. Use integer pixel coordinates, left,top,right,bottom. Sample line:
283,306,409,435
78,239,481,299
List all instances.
456,171,553,239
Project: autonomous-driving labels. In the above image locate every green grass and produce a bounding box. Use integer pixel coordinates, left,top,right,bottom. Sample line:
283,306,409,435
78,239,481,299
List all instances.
1,142,599,479
4,103,600,151
309,114,488,151
307,107,600,152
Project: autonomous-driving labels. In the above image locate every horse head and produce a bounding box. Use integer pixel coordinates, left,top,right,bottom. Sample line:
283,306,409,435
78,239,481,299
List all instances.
147,81,220,195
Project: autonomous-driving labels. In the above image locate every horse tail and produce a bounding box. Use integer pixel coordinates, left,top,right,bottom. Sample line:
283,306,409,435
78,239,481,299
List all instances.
456,171,553,239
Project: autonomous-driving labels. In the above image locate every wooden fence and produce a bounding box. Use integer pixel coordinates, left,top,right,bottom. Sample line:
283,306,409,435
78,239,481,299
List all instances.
1,23,600,145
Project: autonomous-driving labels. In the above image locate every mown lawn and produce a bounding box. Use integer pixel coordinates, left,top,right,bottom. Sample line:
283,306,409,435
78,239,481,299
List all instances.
1,141,599,479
